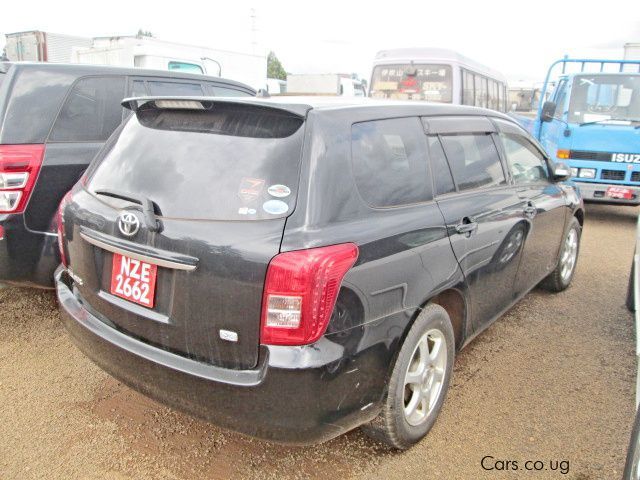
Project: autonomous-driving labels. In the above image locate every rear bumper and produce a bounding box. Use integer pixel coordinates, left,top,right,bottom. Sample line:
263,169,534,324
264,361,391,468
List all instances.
55,267,383,445
0,214,59,288
575,182,640,206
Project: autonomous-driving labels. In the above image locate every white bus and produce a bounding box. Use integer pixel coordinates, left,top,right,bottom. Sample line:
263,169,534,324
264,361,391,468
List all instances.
369,48,508,112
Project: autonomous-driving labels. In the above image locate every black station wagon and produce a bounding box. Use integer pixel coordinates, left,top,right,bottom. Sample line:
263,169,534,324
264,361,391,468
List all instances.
56,96,584,449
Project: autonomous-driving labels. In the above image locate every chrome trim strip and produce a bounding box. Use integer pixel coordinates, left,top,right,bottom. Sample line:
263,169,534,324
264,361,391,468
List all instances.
80,232,197,271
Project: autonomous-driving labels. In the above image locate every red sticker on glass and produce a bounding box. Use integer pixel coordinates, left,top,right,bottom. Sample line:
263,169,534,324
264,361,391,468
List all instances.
238,177,265,202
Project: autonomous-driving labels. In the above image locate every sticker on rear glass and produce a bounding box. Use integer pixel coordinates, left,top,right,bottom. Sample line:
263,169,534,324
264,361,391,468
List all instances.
267,184,291,198
262,200,289,215
238,177,265,202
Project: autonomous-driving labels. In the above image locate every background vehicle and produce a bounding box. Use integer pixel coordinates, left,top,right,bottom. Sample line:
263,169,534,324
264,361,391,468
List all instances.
71,35,268,91
368,47,508,111
0,62,255,288
623,215,640,479
56,96,583,449
4,30,92,62
517,57,640,205
286,73,366,97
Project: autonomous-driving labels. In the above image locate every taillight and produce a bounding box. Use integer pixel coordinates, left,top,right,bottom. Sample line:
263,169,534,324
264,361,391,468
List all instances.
56,191,72,267
260,243,359,346
0,144,45,214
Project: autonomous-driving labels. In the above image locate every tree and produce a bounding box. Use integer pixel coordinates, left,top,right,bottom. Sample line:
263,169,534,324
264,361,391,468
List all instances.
267,51,286,80
137,29,154,38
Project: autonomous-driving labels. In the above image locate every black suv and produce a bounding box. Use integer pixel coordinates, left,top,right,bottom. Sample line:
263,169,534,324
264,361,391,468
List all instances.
56,97,584,449
0,62,254,288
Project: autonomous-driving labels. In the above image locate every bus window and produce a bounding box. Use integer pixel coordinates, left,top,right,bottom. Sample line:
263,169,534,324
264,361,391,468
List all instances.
462,69,475,106
475,75,488,108
487,79,497,110
370,64,452,102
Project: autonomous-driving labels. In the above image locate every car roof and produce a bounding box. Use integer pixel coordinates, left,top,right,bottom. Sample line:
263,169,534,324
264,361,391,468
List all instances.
123,95,515,122
0,61,254,91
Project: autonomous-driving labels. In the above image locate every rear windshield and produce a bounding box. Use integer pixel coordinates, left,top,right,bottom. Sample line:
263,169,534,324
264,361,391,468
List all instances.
87,103,305,221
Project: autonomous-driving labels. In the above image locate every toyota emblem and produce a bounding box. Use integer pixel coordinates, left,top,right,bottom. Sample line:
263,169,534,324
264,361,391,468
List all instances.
117,212,140,237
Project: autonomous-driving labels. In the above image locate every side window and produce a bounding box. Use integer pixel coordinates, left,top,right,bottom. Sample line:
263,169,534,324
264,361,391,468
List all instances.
352,117,431,207
553,79,567,119
131,80,147,97
427,136,455,195
147,81,204,96
500,133,550,184
440,134,506,191
50,76,126,142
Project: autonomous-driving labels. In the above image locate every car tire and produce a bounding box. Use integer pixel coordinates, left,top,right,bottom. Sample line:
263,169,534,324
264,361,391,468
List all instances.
627,254,635,312
361,304,455,450
539,217,581,293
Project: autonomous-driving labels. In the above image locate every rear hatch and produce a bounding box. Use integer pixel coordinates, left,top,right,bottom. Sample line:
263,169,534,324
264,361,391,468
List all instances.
63,99,306,369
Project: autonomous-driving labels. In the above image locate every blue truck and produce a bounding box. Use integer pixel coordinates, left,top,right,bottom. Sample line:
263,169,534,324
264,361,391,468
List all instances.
521,58,640,205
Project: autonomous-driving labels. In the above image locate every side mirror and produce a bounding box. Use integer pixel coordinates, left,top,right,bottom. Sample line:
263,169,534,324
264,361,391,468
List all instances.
552,162,571,181
541,101,557,122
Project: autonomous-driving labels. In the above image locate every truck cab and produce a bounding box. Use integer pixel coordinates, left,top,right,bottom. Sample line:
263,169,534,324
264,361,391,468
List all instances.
532,58,640,204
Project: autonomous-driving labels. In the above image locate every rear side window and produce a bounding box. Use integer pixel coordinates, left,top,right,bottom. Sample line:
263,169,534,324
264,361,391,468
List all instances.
351,117,431,208
49,76,126,142
87,104,304,221
440,134,506,191
147,81,203,96
499,133,550,184
427,136,455,195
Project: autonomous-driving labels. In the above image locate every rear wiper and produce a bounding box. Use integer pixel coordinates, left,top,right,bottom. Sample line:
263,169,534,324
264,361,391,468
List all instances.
94,189,161,232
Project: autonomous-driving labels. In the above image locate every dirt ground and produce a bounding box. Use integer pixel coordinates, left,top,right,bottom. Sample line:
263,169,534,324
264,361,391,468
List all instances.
0,204,637,479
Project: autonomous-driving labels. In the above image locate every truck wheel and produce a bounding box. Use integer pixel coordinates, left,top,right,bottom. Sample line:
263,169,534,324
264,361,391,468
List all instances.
539,217,581,292
361,304,454,449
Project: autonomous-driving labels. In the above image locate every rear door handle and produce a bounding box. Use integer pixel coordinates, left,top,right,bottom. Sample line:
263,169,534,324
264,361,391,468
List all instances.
455,217,478,236
523,203,537,219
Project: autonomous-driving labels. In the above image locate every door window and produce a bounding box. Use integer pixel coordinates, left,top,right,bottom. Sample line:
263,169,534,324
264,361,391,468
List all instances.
440,134,506,191
499,134,550,184
352,117,431,207
427,136,455,195
49,76,126,142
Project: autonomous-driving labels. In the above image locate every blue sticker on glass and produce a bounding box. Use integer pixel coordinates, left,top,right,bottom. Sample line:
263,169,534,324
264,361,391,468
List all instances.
262,200,289,215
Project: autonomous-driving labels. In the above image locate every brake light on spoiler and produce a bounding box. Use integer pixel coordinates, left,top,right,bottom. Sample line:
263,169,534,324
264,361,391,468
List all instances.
0,145,45,213
261,243,359,346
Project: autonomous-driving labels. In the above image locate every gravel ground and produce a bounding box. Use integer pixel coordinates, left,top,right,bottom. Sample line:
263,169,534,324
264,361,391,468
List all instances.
0,204,637,479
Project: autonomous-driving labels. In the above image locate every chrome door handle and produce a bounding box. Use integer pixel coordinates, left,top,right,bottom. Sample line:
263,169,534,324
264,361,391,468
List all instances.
455,218,478,236
524,203,537,219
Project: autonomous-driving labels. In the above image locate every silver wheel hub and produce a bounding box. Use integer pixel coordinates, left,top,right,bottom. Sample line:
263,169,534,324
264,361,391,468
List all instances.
403,329,447,427
560,228,578,282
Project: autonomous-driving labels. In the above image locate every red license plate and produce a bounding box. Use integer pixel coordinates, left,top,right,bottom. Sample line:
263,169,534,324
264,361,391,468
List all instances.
606,186,634,200
110,253,158,308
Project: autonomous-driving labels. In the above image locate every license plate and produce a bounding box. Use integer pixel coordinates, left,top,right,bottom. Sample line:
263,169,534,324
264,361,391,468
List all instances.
606,186,634,200
110,253,157,308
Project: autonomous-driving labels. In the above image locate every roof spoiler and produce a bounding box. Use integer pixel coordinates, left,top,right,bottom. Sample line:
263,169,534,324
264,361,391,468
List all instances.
122,96,309,118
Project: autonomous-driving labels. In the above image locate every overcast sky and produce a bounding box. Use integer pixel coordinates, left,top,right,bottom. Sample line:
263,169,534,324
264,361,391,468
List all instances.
1,0,638,83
